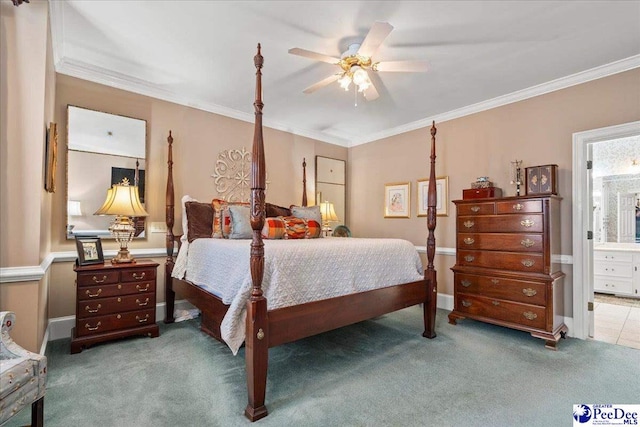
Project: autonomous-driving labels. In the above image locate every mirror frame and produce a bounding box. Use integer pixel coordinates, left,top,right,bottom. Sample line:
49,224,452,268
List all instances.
65,105,148,239
315,156,346,231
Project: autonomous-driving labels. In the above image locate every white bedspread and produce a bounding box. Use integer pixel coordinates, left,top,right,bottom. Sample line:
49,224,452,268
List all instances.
173,238,423,354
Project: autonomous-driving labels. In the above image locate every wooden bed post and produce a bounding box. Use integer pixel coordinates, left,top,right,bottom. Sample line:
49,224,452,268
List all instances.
423,121,438,339
165,131,176,324
302,158,308,207
245,44,269,422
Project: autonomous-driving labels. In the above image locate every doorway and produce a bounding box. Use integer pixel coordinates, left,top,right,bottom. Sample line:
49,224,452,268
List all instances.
572,121,640,344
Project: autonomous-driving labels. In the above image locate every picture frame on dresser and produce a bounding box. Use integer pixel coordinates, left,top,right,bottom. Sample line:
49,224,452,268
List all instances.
417,176,448,217
384,182,410,218
74,236,104,266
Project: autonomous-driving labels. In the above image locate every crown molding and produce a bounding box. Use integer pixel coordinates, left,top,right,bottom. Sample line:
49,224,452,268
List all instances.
349,54,640,147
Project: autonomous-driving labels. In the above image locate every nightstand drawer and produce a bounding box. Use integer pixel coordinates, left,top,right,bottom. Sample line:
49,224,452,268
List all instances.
456,294,546,330
75,308,156,337
77,292,155,319
78,281,155,301
121,268,156,282
77,271,119,287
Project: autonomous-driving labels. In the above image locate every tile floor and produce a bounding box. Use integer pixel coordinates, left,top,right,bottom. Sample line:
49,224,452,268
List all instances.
593,301,640,350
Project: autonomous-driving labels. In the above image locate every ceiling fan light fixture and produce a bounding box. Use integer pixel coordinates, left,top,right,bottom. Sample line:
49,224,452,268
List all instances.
351,66,371,92
338,73,351,91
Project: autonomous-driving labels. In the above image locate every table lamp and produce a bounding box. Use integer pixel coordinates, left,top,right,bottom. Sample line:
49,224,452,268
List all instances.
319,201,338,237
94,184,148,263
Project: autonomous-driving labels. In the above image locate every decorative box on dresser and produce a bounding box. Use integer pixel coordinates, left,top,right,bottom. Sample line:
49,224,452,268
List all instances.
449,195,568,350
71,260,160,354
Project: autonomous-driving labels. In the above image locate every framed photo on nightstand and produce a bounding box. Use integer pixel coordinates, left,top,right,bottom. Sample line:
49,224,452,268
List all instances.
75,236,104,266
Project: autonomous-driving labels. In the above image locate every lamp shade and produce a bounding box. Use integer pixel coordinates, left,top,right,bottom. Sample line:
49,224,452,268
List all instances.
320,201,338,222
94,184,148,217
67,200,83,216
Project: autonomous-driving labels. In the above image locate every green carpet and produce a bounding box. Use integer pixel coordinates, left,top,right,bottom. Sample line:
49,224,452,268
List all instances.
5,307,639,426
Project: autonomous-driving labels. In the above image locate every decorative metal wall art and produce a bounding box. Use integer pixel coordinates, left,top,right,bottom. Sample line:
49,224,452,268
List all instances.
211,147,268,202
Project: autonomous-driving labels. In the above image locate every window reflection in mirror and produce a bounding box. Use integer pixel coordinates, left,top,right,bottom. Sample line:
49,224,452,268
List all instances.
66,106,147,239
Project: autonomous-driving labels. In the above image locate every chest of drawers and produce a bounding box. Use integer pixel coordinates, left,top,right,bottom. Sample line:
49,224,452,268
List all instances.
71,260,160,353
449,195,567,349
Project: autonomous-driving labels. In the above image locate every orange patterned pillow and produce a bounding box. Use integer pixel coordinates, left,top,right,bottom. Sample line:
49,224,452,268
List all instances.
281,216,322,239
261,217,286,239
306,219,321,238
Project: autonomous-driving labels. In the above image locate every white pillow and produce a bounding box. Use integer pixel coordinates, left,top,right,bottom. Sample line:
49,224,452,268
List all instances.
180,195,198,243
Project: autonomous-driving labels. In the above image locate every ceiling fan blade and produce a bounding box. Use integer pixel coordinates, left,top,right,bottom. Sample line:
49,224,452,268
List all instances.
303,74,341,94
357,21,394,58
363,81,379,101
374,60,429,72
288,48,340,64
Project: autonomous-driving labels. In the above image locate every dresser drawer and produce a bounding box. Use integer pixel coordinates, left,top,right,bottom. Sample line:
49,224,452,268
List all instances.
594,277,633,294
457,203,495,216
496,200,542,214
78,281,155,301
458,250,545,273
455,274,546,306
458,233,543,252
121,268,156,282
458,214,543,233
75,308,156,337
456,294,546,330
77,271,119,287
77,292,155,319
593,261,633,278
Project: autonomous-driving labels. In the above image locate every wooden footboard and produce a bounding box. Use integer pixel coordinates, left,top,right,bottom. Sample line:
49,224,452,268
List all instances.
163,44,438,422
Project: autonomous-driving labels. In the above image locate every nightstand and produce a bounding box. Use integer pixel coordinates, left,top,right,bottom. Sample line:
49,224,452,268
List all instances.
71,259,160,354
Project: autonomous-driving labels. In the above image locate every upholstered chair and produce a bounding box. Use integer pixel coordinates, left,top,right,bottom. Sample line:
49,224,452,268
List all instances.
0,311,46,427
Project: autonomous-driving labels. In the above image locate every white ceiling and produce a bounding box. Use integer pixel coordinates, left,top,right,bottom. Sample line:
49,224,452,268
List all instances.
50,1,640,147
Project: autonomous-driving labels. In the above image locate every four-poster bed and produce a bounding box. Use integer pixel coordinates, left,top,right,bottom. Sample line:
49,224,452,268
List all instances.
163,44,439,422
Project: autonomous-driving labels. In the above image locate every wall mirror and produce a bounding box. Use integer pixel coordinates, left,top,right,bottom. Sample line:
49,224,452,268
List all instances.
315,156,346,232
66,105,147,239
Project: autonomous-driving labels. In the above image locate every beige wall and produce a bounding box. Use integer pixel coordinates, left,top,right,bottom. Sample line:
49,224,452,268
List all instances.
350,68,640,313
0,0,55,352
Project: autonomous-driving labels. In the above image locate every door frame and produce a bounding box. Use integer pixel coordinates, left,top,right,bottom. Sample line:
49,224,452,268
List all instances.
572,120,640,339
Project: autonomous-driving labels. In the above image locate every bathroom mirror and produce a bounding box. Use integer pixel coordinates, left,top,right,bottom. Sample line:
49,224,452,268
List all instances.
315,156,346,230
66,105,147,239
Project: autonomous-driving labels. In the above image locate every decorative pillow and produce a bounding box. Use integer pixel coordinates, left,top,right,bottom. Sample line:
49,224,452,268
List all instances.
185,201,214,242
212,198,250,238
181,195,197,243
266,202,291,218
281,216,322,239
262,217,286,239
290,205,322,227
306,219,322,238
228,205,252,239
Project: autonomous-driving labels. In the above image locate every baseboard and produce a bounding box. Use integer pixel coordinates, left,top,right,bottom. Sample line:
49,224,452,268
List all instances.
45,300,196,344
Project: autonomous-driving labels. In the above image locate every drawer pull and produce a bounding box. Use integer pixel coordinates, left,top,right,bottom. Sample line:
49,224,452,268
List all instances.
523,311,537,321
463,220,475,228
470,206,481,213
85,289,102,298
461,300,472,308
492,300,500,306
132,272,146,280
521,259,535,268
513,203,523,211
522,288,537,297
85,304,102,313
460,280,471,287
520,238,535,248
463,237,475,245
136,298,150,307
491,278,500,284
520,219,534,228
84,321,101,331
92,275,107,283
136,283,150,292
136,314,150,323
464,255,475,262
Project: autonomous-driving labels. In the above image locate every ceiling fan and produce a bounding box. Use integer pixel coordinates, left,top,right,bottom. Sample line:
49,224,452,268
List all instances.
288,21,429,101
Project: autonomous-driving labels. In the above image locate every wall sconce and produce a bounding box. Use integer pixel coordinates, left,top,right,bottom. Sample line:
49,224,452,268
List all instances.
94,184,148,263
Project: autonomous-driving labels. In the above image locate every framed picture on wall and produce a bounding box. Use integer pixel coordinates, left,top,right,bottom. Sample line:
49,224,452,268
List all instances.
75,236,104,266
384,182,410,218
417,176,449,217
